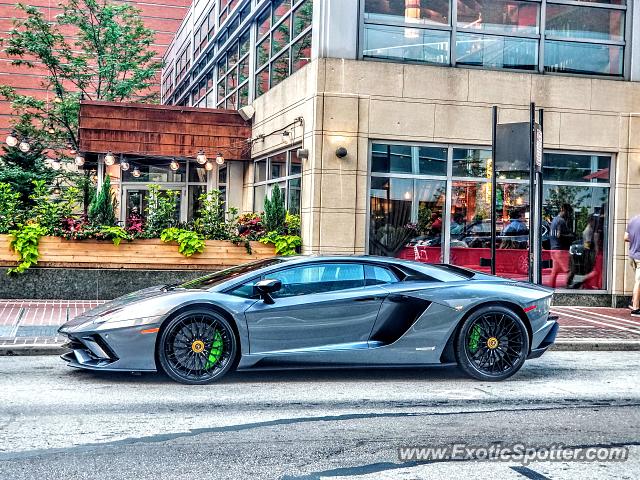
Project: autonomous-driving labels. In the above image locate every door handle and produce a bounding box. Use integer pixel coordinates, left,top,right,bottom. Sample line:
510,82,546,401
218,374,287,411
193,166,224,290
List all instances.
354,296,382,302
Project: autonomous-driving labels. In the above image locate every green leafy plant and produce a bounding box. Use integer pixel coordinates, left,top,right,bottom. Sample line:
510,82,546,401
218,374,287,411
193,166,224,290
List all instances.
194,189,234,240
88,175,117,226
160,228,206,257
0,182,21,234
284,212,301,236
8,222,48,274
144,185,179,237
263,184,286,234
30,180,80,232
259,231,302,256
98,225,131,246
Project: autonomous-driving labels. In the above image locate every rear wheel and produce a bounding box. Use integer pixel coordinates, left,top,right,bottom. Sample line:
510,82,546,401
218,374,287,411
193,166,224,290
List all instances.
158,309,237,385
455,306,529,381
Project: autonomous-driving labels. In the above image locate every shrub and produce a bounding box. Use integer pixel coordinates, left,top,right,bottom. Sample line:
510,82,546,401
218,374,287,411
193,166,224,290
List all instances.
0,182,21,234
144,185,179,237
88,175,117,226
30,180,80,233
195,189,232,240
259,231,302,256
8,222,48,274
263,184,286,234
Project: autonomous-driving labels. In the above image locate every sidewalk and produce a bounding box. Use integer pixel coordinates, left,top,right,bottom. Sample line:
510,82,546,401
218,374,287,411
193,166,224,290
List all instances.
0,300,639,355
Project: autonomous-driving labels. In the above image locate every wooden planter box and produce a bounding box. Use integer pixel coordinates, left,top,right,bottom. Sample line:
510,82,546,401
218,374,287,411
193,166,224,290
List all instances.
0,235,275,270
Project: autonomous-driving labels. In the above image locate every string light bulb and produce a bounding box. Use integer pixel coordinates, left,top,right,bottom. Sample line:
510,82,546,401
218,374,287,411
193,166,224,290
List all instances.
104,151,116,166
132,167,141,178
205,162,214,171
120,160,130,171
281,130,291,144
51,159,61,170
19,140,30,153
74,155,85,167
215,152,225,165
5,132,18,147
169,159,180,171
196,149,207,165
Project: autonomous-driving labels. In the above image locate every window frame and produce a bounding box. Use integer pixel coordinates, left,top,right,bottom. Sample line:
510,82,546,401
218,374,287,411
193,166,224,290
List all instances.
358,0,630,79
253,147,303,214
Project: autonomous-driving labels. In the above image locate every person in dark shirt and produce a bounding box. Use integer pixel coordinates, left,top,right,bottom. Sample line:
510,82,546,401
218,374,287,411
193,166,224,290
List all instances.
549,204,574,288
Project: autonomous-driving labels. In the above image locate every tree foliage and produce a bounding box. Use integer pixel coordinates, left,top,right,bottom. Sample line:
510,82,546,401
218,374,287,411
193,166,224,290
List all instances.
0,0,162,152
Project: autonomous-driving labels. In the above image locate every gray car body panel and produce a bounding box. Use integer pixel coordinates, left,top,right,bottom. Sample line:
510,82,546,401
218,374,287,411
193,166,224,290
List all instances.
58,256,556,373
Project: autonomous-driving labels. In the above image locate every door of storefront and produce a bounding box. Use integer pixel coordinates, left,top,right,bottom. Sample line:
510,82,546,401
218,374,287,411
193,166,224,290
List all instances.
121,185,187,226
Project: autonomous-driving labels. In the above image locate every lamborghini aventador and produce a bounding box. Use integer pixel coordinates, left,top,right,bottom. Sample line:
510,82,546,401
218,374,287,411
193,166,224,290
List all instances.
58,256,559,384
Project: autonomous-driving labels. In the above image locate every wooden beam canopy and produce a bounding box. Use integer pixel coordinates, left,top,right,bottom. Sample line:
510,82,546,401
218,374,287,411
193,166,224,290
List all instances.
78,101,251,161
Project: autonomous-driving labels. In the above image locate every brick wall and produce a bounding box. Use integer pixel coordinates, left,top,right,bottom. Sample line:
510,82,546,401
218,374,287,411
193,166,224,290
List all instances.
0,0,191,133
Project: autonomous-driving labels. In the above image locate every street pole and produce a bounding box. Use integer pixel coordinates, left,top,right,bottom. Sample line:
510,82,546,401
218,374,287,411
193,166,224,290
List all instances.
537,109,544,284
529,103,536,283
491,106,498,276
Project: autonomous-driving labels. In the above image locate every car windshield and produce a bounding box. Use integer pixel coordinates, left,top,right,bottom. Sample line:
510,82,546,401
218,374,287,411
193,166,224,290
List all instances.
178,258,285,290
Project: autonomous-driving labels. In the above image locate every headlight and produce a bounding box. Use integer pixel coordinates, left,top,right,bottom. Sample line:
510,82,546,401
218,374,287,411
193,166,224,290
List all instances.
94,315,164,330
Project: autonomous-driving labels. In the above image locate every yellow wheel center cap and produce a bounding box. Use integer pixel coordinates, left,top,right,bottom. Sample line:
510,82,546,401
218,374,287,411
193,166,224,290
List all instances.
191,340,205,353
487,337,499,349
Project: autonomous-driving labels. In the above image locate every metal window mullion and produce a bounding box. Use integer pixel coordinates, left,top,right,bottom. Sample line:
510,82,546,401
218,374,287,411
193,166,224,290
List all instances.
456,27,539,40
451,0,457,66
442,146,453,264
544,35,625,46
546,0,626,11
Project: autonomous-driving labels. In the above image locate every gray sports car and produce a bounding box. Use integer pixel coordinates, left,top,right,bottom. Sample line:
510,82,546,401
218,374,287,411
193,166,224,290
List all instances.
58,256,559,384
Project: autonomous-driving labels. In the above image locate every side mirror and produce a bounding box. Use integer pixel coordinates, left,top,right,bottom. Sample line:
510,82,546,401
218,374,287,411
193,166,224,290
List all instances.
253,279,282,305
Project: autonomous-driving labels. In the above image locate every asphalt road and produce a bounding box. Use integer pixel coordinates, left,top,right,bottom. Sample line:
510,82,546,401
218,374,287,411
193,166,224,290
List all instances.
0,352,639,479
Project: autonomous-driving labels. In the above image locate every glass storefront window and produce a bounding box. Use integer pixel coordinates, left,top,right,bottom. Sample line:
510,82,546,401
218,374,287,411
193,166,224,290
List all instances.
456,33,538,70
418,146,447,176
369,144,612,290
253,149,302,214
457,0,539,35
363,24,450,64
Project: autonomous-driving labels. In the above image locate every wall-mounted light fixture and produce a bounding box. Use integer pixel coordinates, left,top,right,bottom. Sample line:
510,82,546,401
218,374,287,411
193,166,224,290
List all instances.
335,147,348,159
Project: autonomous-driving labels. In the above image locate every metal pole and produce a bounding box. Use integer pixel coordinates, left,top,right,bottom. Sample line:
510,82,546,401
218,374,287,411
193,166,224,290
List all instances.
528,102,536,283
537,109,544,284
491,106,498,276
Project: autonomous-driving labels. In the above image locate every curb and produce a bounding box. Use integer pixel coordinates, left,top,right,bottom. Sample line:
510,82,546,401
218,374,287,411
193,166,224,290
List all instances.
0,344,65,356
1,341,640,356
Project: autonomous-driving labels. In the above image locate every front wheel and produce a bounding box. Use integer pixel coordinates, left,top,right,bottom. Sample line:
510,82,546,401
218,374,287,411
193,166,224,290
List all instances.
157,309,237,385
455,306,529,381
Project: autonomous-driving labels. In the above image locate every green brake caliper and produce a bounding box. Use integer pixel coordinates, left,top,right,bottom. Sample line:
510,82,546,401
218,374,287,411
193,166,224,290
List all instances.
205,331,224,369
468,324,482,354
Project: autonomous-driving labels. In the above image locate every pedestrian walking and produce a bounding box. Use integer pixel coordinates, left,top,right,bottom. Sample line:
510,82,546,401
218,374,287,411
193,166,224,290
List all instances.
625,214,640,316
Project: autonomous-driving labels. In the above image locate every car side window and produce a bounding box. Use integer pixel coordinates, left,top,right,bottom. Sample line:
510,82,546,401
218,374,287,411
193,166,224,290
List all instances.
269,263,366,298
227,279,259,298
365,265,399,286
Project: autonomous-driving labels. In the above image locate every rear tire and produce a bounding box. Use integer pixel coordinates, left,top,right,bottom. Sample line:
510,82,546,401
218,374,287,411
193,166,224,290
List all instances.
157,309,237,385
454,306,529,381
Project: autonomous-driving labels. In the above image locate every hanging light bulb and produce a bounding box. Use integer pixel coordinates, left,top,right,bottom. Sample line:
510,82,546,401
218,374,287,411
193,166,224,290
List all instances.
196,149,207,165
5,132,18,147
52,182,61,195
47,124,55,135
169,159,180,171
204,161,214,171
74,155,85,167
104,151,116,166
281,130,291,144
19,140,30,153
215,152,225,165
120,160,130,171
67,142,77,155
51,159,61,171
132,167,141,178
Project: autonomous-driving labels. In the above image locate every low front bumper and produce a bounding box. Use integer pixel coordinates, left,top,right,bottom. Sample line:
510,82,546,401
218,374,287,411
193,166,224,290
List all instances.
59,324,160,372
527,316,559,359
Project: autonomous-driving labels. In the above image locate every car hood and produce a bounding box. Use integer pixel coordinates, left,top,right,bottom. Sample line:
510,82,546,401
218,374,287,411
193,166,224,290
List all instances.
81,286,168,317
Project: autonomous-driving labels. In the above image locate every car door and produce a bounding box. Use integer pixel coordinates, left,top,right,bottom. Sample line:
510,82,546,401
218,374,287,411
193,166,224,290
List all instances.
244,262,388,354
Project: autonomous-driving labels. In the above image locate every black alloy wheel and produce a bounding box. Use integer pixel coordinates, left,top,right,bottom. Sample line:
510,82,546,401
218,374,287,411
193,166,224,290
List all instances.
158,309,237,385
455,306,529,381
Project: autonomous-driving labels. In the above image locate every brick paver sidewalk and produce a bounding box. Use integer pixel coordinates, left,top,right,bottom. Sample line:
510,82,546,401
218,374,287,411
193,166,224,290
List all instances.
0,300,639,351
